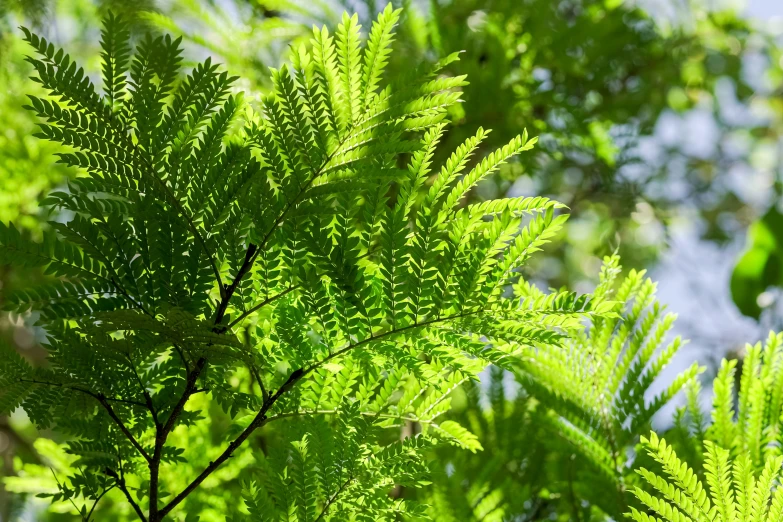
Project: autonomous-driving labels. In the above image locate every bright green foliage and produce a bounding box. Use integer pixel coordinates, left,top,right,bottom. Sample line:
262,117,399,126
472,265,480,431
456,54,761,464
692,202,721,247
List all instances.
406,256,704,521
630,432,783,522
706,332,783,467
0,9,614,521
513,255,702,518
412,368,553,521
628,332,783,522
237,402,436,521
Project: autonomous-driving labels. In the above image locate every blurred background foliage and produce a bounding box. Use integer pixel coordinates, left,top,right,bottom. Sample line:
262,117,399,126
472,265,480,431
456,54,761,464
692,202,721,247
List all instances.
1,0,782,520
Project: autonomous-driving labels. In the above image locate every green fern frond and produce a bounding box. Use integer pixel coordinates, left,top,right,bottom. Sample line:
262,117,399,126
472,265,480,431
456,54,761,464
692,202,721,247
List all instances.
514,255,702,518
99,12,131,116
0,10,612,521
631,432,783,522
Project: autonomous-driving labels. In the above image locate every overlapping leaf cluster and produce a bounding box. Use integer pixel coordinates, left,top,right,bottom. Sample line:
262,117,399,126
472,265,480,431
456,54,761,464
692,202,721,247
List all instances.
630,332,783,522
0,7,614,521
514,255,702,517
413,256,703,520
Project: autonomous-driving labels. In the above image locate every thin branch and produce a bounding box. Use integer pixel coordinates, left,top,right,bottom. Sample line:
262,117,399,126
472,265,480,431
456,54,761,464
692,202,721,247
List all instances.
157,368,303,519
157,310,483,518
105,467,147,522
161,357,207,436
85,485,114,521
213,132,350,329
109,276,151,316
148,356,208,519
314,474,355,522
126,354,160,427
226,249,376,330
312,417,415,522
17,378,145,409
97,394,153,464
157,410,268,518
104,396,147,408
18,379,152,462
49,468,84,519
213,243,257,327
302,309,484,376
171,343,191,373
248,362,269,404
227,285,297,329
135,152,225,297
264,409,431,426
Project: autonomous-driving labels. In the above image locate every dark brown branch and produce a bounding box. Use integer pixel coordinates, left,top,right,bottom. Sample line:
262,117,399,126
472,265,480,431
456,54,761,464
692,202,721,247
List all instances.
161,357,207,436
148,356,208,519
248,362,269,404
212,240,264,329
157,310,482,519
157,369,303,519
213,243,258,327
126,354,160,427
149,446,161,520
157,410,268,519
212,132,350,329
105,468,147,522
97,394,153,464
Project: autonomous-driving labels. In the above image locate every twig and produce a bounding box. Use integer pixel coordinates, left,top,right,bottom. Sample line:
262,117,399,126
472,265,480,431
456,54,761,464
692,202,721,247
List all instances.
171,343,191,373
157,369,303,519
134,150,225,298
313,474,355,522
17,379,146,409
49,468,84,520
85,485,114,521
301,309,484,376
161,358,207,436
148,357,208,519
227,285,297,329
18,379,151,462
105,468,147,522
97,394,153,464
248,362,269,404
126,354,160,427
157,309,485,518
213,132,350,329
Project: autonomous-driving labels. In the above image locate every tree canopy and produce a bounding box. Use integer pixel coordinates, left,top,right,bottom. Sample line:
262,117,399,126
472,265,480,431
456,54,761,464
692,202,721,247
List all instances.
1,1,782,521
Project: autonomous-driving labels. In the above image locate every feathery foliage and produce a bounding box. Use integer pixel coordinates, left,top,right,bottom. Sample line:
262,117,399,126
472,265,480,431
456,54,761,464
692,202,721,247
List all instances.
402,256,705,521
630,433,783,522
412,367,554,521
0,8,614,521
632,332,783,522
513,255,703,518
